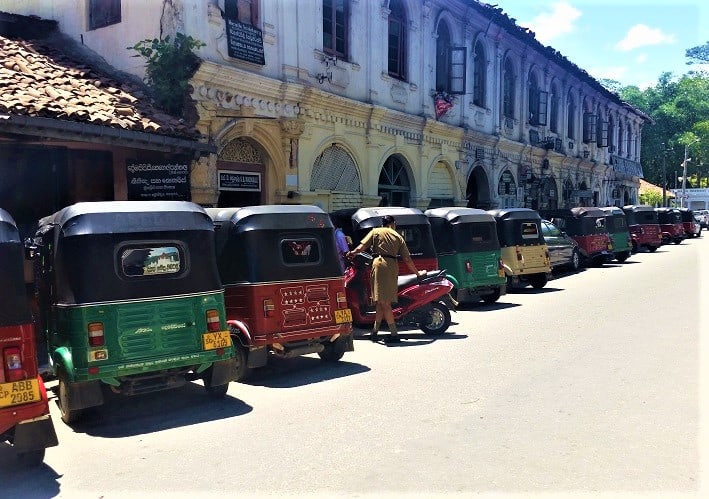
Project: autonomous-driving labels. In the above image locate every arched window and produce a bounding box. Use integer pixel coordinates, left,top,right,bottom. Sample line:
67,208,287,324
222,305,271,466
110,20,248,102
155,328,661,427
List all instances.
566,93,575,140
323,0,349,59
436,22,451,92
527,71,546,126
608,116,615,153
498,169,517,208
387,0,407,80
502,58,515,119
596,106,607,148
472,41,486,107
311,145,360,192
378,155,411,207
549,82,559,133
618,120,624,155
627,124,633,158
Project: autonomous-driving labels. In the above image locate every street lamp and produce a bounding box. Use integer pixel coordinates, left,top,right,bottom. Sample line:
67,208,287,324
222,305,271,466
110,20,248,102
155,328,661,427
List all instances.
662,142,668,206
681,138,700,208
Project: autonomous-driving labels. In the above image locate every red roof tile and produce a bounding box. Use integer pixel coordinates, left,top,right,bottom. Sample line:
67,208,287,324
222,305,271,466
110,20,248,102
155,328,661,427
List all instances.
0,35,201,140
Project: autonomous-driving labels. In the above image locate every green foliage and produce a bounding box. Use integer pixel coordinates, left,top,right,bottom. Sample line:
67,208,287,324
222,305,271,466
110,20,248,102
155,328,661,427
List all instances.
639,191,663,207
618,71,708,189
128,33,205,116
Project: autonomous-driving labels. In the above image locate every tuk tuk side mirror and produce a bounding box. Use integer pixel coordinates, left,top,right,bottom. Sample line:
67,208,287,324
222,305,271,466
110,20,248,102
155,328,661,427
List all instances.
24,238,38,259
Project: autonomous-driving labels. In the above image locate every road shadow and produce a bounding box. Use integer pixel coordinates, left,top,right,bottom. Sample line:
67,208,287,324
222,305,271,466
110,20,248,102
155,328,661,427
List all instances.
370,331,468,347
509,286,563,295
0,445,61,498
49,381,253,438
452,301,521,312
241,356,370,388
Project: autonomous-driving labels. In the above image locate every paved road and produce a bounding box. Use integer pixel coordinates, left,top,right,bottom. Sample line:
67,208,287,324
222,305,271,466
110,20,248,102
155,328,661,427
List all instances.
3,234,706,498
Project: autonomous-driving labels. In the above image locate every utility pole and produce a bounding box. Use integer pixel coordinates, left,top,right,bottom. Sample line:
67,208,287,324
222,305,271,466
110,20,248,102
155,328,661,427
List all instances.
662,142,667,207
682,138,701,208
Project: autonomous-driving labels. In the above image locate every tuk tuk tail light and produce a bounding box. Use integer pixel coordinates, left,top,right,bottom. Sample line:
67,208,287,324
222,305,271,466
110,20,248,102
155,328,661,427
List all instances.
206,309,221,332
88,322,105,347
336,291,347,309
263,299,276,318
3,347,23,381
465,260,472,273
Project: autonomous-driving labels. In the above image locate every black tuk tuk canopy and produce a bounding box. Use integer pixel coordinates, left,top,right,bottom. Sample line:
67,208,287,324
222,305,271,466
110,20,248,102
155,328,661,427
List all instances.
539,207,608,236
486,208,545,246
0,208,33,325
654,207,682,224
678,208,695,222
34,201,223,305
622,205,659,225
425,207,500,253
207,205,342,284
600,206,628,233
335,207,437,259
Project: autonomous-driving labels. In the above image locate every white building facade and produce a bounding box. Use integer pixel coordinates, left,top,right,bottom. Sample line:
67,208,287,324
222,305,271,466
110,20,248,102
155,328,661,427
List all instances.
0,0,650,210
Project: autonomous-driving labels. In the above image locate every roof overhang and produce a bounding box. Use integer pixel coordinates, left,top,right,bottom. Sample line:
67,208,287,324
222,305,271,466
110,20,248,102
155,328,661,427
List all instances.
0,113,216,156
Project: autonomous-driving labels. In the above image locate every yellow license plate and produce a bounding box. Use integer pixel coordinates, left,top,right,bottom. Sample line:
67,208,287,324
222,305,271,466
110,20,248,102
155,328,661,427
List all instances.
335,308,352,324
0,378,41,408
202,331,232,350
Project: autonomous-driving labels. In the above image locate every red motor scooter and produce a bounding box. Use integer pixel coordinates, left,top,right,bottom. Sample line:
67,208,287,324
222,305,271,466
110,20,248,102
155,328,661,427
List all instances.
345,252,454,335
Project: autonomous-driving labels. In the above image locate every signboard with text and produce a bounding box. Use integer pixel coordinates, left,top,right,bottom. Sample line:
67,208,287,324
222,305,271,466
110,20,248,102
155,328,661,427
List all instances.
218,170,261,192
226,19,265,65
126,163,190,201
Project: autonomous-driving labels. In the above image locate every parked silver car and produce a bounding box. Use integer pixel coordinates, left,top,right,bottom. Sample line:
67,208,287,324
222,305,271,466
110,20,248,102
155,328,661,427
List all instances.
541,219,581,271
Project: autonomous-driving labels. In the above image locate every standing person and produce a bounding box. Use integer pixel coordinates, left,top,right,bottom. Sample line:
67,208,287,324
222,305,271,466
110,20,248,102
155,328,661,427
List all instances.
347,215,426,343
333,223,350,274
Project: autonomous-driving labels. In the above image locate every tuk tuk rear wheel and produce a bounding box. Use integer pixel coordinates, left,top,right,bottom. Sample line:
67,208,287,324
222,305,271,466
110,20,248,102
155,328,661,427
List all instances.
234,343,253,382
17,449,45,467
482,289,501,304
616,251,630,263
58,375,82,425
318,338,347,362
205,382,229,398
648,245,658,252
420,301,451,335
529,274,547,289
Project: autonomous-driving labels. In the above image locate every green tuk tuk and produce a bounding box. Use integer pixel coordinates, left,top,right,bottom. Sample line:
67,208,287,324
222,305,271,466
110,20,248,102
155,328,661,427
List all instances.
600,207,632,262
425,207,506,304
29,201,237,424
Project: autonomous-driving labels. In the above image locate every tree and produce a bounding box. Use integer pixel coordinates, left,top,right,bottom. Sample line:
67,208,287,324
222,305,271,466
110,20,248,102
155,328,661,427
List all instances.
128,33,205,116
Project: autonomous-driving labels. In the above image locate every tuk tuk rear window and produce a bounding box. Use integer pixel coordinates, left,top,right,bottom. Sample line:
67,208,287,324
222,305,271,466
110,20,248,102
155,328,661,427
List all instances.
521,222,540,239
120,245,184,277
281,238,321,265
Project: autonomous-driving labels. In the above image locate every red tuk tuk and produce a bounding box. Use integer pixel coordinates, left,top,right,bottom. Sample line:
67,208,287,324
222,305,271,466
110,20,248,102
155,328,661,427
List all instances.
654,207,685,244
1,208,58,466
622,205,662,252
678,208,699,238
539,207,613,266
207,206,353,381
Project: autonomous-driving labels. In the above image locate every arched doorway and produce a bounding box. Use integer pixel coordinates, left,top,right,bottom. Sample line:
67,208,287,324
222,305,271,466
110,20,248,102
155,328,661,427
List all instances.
466,165,491,208
539,176,558,209
497,169,517,208
378,154,412,206
217,138,265,207
562,178,574,207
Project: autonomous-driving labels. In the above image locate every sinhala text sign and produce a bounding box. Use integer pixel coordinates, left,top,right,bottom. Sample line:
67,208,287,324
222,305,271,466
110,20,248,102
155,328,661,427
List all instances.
218,170,261,192
126,163,190,201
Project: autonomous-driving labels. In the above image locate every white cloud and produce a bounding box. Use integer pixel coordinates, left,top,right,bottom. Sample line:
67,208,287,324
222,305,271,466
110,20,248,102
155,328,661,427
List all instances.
589,65,627,81
615,24,676,52
519,1,582,45
635,53,648,64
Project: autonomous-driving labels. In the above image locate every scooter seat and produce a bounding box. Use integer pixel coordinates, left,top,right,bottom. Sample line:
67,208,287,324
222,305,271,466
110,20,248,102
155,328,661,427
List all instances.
397,273,420,288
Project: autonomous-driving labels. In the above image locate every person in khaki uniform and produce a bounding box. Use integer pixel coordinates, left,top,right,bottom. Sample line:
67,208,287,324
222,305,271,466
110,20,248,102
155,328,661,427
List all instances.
347,215,425,343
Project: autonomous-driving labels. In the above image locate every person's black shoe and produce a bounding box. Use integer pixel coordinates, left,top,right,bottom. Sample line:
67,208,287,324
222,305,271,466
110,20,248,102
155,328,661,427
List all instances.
384,334,401,344
371,331,379,342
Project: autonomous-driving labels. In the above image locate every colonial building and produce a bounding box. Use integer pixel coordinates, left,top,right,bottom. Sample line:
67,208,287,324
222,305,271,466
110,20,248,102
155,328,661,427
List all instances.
1,0,650,212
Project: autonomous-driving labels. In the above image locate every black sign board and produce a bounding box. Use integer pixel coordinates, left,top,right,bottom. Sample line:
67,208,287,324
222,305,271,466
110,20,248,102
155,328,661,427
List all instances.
126,163,190,201
219,170,261,192
226,19,265,65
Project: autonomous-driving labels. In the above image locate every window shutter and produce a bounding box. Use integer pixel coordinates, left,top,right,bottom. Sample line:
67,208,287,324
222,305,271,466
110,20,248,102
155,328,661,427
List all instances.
449,46,466,94
583,113,597,143
537,90,548,126
598,120,608,147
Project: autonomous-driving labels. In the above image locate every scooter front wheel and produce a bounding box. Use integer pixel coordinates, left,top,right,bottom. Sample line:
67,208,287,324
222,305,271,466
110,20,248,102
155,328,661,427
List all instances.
420,301,451,335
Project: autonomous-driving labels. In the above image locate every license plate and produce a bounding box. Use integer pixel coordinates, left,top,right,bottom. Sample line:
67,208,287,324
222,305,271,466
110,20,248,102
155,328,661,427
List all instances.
0,378,41,408
335,308,352,324
202,331,232,350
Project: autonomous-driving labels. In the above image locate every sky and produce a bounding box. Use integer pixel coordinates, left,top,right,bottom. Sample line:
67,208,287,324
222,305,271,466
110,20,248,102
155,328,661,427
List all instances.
492,0,708,89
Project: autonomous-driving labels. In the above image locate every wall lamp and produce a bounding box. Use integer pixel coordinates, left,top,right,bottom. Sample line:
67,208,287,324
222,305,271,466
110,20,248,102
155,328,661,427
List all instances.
316,71,332,84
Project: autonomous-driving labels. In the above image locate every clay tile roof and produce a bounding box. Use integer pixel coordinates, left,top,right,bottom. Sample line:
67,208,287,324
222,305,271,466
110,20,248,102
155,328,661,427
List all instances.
0,34,201,140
